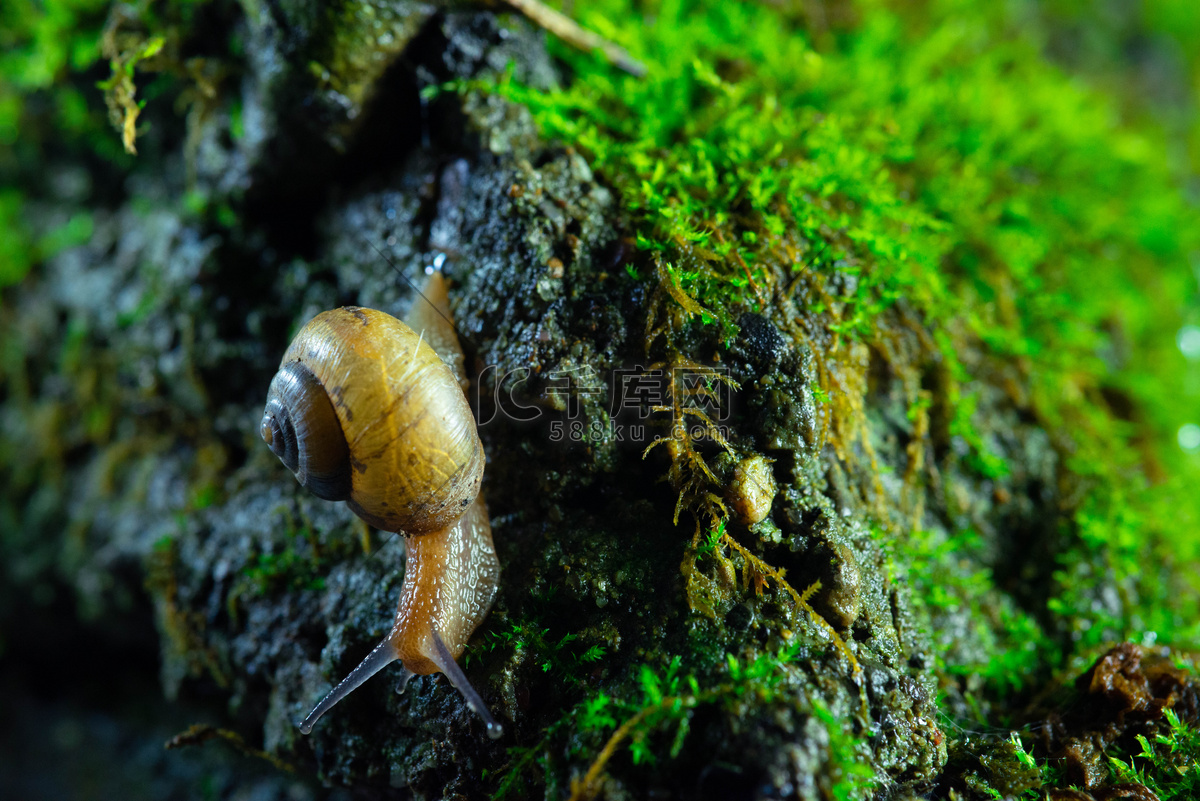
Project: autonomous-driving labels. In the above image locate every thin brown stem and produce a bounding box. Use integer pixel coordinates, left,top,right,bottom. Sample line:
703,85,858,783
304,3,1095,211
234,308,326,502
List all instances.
504,0,647,77
568,696,698,801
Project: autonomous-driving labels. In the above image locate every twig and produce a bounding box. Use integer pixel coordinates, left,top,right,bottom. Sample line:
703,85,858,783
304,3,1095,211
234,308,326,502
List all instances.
568,696,699,801
504,0,647,77
165,723,296,773
720,534,869,721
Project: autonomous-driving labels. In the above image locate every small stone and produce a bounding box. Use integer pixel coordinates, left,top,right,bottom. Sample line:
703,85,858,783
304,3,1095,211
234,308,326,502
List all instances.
727,455,777,525
812,541,862,631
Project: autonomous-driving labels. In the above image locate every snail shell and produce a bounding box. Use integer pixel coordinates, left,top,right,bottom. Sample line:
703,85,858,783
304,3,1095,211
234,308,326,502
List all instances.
262,306,484,535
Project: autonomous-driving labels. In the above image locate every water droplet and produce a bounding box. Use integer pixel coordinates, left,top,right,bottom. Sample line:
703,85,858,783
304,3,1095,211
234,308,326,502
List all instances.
1177,325,1200,360
1178,423,1200,452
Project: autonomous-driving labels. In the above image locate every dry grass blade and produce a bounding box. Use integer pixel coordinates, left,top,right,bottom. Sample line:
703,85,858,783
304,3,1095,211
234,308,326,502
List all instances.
504,0,647,77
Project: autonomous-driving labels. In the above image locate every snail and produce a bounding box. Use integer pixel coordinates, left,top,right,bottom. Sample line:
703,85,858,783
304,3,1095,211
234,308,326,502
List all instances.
260,271,502,739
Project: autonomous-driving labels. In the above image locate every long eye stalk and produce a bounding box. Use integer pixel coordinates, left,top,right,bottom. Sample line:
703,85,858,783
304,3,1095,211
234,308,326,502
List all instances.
299,640,408,735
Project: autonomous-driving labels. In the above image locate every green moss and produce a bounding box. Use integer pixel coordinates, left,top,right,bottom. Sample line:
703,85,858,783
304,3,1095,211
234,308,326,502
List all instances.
0,189,36,288
316,0,430,110
902,527,1044,696
493,641,875,799
241,544,327,595
0,0,205,287
0,200,94,290
97,31,167,154
478,622,607,683
1108,707,1200,800
951,732,1047,800
476,0,1196,528
0,0,107,91
0,0,127,167
96,0,224,155
493,0,1199,636
231,511,356,598
467,0,1200,793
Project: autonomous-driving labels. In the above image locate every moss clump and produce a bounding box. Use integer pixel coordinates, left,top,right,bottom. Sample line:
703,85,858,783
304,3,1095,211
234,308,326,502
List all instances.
470,0,1200,793
1109,706,1200,800
239,543,327,596
498,644,876,801
0,0,109,150
307,0,434,148
0,0,109,286
0,189,38,287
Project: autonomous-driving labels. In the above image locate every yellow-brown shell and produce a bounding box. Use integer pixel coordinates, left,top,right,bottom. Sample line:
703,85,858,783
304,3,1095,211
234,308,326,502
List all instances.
280,307,483,535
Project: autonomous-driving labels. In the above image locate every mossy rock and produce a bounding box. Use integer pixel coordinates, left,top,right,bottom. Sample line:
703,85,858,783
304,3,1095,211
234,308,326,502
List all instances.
2,1,1200,799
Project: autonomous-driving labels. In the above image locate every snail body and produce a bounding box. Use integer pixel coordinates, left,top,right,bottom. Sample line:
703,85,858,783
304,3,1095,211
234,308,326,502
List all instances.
261,273,501,738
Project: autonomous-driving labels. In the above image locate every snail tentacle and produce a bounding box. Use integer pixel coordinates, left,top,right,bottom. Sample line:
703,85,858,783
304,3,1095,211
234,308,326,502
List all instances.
429,629,503,740
298,638,408,735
